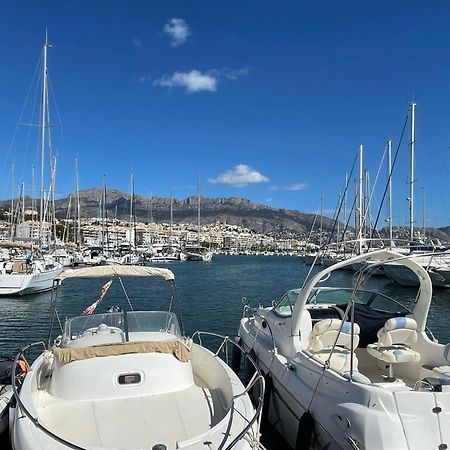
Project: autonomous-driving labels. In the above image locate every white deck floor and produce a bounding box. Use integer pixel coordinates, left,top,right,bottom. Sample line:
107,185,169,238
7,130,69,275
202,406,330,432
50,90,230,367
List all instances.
37,383,223,449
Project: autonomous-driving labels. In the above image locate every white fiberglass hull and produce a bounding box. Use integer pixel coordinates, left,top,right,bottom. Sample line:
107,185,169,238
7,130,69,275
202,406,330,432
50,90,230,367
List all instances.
239,318,450,450
0,265,63,296
11,344,258,450
383,263,450,288
186,252,213,262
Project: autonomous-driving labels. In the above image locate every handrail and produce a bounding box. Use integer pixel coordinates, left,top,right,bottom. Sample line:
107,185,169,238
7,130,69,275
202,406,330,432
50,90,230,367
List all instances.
191,331,265,450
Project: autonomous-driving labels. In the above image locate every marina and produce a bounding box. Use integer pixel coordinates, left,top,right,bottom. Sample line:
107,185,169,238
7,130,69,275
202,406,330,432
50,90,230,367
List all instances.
2,3,450,448
1,255,450,448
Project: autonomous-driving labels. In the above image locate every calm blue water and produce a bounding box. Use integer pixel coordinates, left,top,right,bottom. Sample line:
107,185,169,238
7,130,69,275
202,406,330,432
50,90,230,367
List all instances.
1,255,449,356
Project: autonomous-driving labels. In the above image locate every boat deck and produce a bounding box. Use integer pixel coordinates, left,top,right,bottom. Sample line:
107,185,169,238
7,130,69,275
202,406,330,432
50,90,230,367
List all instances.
37,381,225,449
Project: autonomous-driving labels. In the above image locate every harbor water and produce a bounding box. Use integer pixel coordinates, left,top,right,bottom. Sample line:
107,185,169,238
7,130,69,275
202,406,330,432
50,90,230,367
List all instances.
1,255,450,449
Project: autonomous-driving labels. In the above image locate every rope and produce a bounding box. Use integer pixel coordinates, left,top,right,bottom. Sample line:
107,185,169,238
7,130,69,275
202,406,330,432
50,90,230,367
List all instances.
117,275,134,311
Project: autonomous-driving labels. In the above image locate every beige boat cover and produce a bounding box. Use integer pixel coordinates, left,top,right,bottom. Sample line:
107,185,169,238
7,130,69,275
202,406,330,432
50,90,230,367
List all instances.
58,265,175,282
0,240,34,249
53,340,191,364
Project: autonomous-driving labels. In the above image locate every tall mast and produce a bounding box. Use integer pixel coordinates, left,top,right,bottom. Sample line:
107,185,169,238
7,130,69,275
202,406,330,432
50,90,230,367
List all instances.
40,32,50,245
170,193,173,251
409,101,416,241
344,172,348,225
31,165,36,221
319,194,323,248
387,139,393,246
421,186,426,240
10,162,15,239
104,178,109,251
197,175,201,243
75,158,81,247
21,181,25,225
130,172,136,248
358,144,363,254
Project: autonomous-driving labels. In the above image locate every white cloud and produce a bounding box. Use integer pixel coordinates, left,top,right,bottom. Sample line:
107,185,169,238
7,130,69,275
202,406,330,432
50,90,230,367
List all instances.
153,70,217,93
209,164,269,187
269,182,309,191
153,67,248,94
164,18,190,47
286,183,309,191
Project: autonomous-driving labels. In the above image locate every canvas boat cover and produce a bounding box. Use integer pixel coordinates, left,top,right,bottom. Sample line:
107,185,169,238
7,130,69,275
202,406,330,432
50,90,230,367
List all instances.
58,265,175,282
53,339,191,364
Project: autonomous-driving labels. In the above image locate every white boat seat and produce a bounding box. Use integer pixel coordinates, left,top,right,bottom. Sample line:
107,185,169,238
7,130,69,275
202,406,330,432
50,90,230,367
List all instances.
367,317,420,379
307,319,360,374
432,344,450,377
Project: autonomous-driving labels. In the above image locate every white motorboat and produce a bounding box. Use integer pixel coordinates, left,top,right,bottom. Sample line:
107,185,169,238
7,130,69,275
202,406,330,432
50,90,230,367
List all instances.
185,244,213,262
10,265,264,450
0,256,63,296
236,249,450,450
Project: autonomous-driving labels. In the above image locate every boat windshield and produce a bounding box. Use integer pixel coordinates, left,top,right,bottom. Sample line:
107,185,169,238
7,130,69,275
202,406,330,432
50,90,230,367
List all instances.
62,311,182,345
273,287,409,317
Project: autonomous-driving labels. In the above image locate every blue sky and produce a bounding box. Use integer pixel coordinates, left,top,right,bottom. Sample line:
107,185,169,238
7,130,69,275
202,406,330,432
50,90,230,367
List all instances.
1,1,450,226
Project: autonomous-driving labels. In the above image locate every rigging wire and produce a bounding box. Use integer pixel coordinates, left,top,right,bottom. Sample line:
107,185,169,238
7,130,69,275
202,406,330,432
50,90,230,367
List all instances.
369,111,410,246
1,51,43,191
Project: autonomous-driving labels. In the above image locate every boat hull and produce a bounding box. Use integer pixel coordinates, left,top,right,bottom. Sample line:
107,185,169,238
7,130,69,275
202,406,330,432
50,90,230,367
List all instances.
0,266,63,296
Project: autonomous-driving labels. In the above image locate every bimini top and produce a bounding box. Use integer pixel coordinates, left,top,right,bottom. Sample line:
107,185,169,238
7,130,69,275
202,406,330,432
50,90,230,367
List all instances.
291,249,433,335
58,265,175,282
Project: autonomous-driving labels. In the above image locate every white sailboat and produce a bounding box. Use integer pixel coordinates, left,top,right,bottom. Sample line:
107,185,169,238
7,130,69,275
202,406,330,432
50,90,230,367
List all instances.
0,35,63,295
186,179,213,262
10,265,264,449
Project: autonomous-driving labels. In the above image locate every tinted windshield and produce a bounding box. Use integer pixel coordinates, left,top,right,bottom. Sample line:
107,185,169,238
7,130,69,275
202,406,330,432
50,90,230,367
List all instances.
273,287,409,317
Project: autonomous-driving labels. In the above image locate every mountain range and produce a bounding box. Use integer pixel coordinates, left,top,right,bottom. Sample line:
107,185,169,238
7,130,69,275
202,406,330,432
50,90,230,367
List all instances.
1,188,450,242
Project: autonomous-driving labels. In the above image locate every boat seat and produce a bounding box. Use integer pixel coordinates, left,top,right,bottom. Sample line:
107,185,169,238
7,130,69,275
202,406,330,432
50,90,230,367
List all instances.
367,317,420,379
431,343,450,378
307,319,360,374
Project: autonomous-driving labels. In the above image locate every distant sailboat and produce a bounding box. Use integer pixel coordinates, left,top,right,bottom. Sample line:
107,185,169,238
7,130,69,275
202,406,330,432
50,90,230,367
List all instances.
0,34,63,295
185,178,213,262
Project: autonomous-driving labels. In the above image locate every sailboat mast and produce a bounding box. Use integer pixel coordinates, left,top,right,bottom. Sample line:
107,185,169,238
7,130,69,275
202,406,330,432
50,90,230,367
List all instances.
197,176,201,243
421,186,426,240
358,144,363,254
21,181,25,225
409,101,416,241
319,195,323,248
75,158,81,247
170,193,173,251
32,165,36,222
130,172,136,249
387,139,393,245
40,33,50,244
10,162,15,239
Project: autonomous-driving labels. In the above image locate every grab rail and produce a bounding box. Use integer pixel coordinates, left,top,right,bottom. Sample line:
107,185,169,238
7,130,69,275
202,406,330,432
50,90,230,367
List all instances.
191,331,265,450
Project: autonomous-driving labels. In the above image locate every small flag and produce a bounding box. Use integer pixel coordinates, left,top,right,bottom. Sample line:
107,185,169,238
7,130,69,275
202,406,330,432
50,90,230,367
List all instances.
82,279,113,316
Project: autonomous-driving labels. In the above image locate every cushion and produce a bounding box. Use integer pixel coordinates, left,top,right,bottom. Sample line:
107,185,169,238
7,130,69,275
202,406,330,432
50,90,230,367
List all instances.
367,344,421,364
